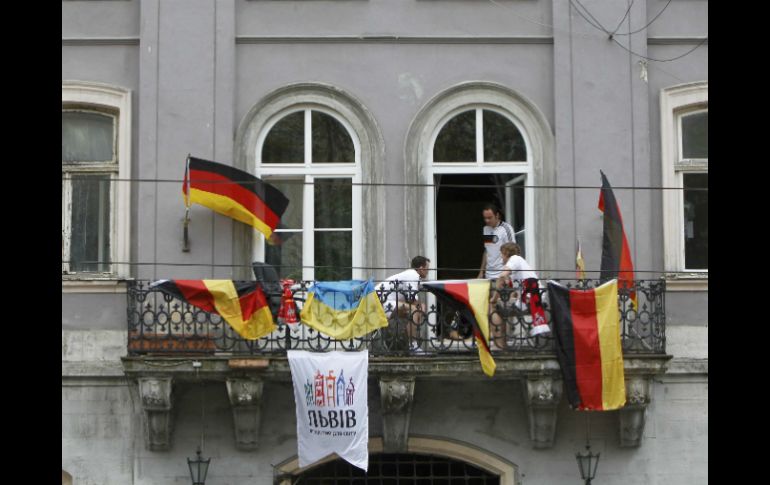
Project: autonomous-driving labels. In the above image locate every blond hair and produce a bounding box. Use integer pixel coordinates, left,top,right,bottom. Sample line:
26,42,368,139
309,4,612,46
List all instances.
500,242,521,258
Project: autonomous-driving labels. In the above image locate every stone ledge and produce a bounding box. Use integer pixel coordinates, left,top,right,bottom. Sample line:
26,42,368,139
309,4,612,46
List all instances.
660,358,708,376
122,354,671,381
61,279,130,293
63,361,126,378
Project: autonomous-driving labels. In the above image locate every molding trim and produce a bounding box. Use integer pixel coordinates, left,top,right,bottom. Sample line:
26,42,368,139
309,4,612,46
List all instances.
236,35,553,45
647,37,708,46
62,38,140,46
665,277,708,292
62,279,129,294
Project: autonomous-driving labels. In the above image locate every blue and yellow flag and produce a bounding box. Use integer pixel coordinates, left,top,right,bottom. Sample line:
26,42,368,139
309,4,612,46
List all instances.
300,279,388,340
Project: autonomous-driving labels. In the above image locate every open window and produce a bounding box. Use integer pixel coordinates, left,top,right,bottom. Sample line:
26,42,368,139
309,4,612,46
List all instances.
429,107,533,280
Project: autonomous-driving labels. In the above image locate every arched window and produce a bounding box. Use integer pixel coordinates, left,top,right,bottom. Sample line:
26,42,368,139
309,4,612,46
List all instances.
256,107,361,281
433,108,527,163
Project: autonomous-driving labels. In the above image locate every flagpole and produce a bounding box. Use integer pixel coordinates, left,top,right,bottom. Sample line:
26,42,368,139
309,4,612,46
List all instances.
183,154,191,252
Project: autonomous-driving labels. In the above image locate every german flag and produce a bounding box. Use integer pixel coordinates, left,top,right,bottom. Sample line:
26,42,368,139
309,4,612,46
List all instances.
598,171,637,309
150,280,276,340
422,280,496,377
547,280,626,410
183,157,289,239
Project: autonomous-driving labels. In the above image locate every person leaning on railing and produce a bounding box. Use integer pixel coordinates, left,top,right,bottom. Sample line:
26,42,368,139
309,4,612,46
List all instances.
383,256,431,353
489,243,550,350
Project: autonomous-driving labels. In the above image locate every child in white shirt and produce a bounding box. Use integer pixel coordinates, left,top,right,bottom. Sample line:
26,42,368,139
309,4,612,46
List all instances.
491,243,550,343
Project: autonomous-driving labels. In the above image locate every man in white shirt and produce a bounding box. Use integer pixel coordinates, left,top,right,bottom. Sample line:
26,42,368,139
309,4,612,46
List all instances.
477,204,516,281
383,256,430,352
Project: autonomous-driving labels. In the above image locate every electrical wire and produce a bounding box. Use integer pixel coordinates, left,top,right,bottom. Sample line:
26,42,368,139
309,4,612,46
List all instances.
610,0,635,38
613,36,707,63
613,0,673,37
62,259,705,275
59,176,708,191
569,0,707,62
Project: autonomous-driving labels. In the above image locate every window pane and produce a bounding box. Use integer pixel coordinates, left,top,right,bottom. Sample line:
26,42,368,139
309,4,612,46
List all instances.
315,231,352,281
62,111,114,162
314,178,351,228
506,175,526,258
433,110,476,162
683,173,708,270
311,111,354,164
262,111,304,163
266,232,303,280
682,112,708,159
267,179,303,230
70,175,111,272
483,110,526,162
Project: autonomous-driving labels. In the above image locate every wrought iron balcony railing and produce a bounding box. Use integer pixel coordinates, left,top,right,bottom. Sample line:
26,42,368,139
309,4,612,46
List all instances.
127,279,665,356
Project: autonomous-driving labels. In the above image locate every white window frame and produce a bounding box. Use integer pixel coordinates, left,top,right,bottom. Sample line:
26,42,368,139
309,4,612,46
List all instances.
62,81,132,280
253,106,362,281
660,82,707,284
427,105,535,273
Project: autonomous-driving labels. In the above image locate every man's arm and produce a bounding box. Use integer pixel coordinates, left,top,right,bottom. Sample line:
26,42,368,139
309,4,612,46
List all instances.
477,251,487,279
496,270,511,289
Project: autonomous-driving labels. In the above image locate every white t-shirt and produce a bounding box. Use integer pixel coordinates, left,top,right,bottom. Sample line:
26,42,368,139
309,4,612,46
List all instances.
383,269,421,315
483,221,516,279
502,255,537,281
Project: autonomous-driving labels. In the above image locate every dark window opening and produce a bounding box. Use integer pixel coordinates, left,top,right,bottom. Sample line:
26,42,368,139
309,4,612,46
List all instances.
435,173,524,281
683,173,708,270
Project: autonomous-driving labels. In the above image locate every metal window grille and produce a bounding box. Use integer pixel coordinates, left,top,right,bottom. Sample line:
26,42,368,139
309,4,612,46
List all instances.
287,453,500,485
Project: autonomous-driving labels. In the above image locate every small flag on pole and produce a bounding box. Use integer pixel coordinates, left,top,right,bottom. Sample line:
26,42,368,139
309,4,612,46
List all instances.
183,156,289,240
576,238,586,280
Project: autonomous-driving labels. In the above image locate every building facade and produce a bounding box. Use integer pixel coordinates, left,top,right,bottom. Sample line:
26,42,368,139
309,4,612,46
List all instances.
62,0,707,483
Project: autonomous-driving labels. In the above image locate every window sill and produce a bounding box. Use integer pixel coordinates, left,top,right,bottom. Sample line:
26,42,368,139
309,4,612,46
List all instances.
664,273,708,292
62,276,131,294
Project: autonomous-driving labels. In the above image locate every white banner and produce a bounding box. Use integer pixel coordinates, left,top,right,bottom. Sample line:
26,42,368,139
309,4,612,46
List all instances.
287,350,369,471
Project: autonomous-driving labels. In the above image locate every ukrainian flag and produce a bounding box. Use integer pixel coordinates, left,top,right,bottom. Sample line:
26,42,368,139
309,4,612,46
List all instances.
300,279,389,340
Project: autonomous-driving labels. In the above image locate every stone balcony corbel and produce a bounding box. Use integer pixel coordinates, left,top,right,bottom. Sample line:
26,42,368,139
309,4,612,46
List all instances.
137,376,174,451
226,377,265,450
619,375,652,447
522,374,563,449
379,376,415,452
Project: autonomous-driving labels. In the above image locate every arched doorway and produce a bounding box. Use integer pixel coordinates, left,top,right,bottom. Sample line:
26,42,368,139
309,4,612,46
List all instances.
293,452,500,484
274,436,518,485
404,82,556,281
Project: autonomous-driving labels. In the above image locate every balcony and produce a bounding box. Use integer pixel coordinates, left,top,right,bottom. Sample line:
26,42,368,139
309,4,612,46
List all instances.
126,279,665,356
122,279,670,451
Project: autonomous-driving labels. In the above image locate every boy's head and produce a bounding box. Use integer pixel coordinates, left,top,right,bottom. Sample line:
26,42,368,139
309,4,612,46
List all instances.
411,255,431,279
500,242,521,259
